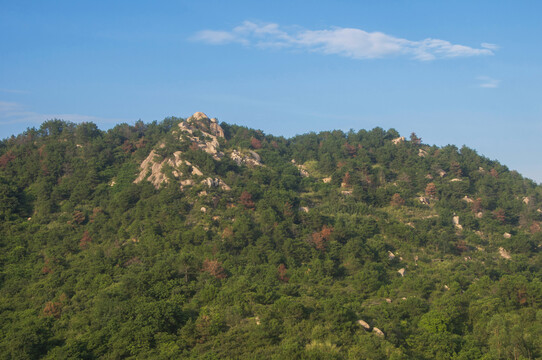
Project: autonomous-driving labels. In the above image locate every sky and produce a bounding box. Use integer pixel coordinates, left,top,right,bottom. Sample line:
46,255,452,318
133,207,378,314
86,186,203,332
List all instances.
1,0,541,182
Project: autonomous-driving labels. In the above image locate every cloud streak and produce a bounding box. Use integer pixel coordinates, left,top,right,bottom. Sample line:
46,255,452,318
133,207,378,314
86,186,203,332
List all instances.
193,21,496,61
477,76,500,88
0,101,126,128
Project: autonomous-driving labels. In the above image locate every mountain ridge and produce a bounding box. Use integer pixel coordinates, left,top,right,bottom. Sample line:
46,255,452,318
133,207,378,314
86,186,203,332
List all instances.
0,113,541,359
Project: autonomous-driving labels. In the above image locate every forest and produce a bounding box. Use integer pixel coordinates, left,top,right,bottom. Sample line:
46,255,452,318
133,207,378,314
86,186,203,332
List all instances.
0,113,541,359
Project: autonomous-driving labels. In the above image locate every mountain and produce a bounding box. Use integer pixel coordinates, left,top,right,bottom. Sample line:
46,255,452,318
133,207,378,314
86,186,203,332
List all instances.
1,113,541,359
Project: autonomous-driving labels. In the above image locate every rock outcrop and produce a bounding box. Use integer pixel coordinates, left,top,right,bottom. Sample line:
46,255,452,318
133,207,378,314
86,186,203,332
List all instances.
230,149,262,167
499,247,511,260
134,112,232,190
180,112,224,160
392,136,405,145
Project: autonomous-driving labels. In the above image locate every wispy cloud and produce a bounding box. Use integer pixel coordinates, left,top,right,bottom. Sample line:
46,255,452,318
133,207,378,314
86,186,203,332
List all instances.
477,76,500,88
193,21,496,61
0,101,125,127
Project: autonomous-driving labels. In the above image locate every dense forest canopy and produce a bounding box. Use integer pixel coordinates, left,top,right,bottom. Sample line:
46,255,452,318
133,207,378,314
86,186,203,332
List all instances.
0,114,541,359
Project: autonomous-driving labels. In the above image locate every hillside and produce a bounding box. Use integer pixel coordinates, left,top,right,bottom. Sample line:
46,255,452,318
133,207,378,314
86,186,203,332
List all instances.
1,113,541,359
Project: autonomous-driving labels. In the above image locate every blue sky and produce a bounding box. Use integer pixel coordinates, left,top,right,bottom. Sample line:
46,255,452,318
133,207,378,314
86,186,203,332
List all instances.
1,0,541,182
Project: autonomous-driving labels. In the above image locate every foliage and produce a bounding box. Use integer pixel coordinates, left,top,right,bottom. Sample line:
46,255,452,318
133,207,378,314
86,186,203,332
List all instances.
0,117,541,359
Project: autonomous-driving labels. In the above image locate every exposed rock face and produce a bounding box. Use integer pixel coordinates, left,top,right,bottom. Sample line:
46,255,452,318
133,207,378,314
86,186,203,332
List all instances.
230,149,262,167
210,118,224,138
392,136,405,145
201,177,231,191
134,112,232,190
179,114,224,160
418,148,428,157
189,112,209,121
135,150,169,187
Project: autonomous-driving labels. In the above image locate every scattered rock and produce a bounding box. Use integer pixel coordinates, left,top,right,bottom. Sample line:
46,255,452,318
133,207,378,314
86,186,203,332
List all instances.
503,232,511,239
180,179,194,187
322,177,332,183
444,285,450,290
476,212,483,218
453,215,463,230
300,206,309,213
438,170,447,177
425,174,433,179
499,247,511,260
523,197,530,205
357,319,371,330
372,327,385,337
202,177,231,191
200,207,207,213
418,196,430,205
418,148,428,157
298,167,309,177
450,178,462,182
385,298,392,303
341,190,353,196
463,196,474,203
397,268,405,277
388,251,396,260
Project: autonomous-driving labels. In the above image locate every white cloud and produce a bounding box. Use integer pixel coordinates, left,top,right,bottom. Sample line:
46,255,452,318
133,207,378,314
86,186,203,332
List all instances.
0,101,125,127
481,43,499,50
193,21,496,61
477,76,500,88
